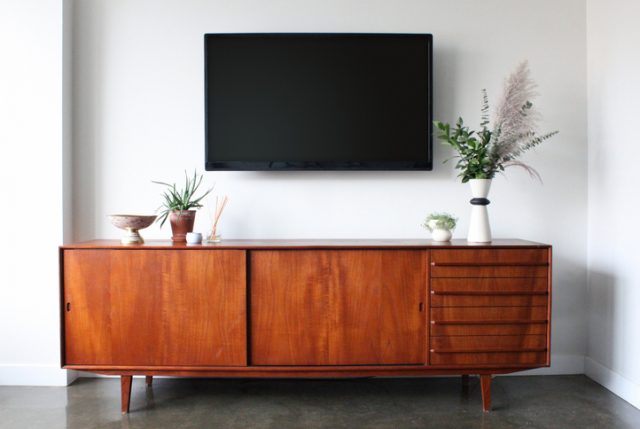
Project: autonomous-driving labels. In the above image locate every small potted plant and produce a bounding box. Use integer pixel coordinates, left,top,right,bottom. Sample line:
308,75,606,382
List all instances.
153,171,212,243
423,212,457,242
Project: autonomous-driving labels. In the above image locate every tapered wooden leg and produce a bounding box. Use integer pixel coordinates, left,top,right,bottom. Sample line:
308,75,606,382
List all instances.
461,374,470,386
121,375,132,414
145,376,153,387
480,375,492,412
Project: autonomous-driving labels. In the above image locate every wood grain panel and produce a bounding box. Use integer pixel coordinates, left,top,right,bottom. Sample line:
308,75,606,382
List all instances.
64,250,113,364
431,294,548,307
431,277,548,293
431,249,548,265
431,266,548,278
431,335,547,352
250,250,427,365
430,351,547,365
63,249,246,366
431,322,548,337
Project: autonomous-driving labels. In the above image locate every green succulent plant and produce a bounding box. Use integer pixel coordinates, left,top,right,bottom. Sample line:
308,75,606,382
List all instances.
422,212,458,232
153,170,212,227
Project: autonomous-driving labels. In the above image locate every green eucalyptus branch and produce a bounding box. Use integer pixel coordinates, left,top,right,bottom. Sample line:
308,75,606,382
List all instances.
433,61,558,183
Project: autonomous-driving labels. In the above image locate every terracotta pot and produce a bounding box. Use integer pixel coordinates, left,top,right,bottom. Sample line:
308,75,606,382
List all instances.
169,210,196,243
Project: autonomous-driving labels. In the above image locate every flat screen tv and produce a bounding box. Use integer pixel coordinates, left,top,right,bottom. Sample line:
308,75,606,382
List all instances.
204,33,433,170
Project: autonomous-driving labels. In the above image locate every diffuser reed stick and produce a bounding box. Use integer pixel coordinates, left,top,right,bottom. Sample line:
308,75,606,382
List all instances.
208,195,228,242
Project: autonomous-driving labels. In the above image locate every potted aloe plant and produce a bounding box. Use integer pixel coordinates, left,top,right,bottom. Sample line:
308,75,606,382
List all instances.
153,171,212,243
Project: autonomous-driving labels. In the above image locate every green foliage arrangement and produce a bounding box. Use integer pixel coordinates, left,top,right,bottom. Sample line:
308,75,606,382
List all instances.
433,62,558,183
153,170,212,227
423,212,458,232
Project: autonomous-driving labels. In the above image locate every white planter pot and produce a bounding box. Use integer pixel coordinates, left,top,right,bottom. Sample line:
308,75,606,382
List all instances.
431,228,452,242
467,179,492,243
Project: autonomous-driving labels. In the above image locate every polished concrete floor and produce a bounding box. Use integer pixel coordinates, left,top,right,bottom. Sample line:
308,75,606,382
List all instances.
0,375,638,429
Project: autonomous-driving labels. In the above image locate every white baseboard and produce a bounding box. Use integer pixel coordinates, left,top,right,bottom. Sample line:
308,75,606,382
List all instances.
585,357,640,410
0,365,76,386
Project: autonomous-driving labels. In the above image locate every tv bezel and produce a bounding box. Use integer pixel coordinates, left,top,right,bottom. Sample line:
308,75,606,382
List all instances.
204,33,433,171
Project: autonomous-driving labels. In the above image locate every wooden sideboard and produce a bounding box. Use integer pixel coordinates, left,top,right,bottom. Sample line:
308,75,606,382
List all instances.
59,239,552,413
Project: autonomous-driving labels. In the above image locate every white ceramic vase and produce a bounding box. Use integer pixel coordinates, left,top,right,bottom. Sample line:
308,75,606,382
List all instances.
432,228,452,242
467,179,492,243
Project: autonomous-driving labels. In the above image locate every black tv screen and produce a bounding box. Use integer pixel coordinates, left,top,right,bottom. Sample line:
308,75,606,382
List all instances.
204,33,432,170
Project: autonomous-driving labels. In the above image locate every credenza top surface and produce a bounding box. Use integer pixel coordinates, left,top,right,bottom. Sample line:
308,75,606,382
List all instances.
61,239,550,250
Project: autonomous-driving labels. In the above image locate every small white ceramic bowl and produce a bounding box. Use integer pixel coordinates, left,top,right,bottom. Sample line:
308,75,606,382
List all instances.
186,232,203,244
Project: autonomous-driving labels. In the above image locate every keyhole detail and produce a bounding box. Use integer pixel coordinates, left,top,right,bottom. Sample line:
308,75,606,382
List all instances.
66,302,71,312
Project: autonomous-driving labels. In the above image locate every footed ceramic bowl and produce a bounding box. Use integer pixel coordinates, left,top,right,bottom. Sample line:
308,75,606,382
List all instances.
109,214,157,245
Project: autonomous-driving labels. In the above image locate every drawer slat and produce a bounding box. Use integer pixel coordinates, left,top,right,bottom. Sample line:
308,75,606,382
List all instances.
431,294,548,307
430,351,548,365
431,335,547,352
432,266,548,278
431,249,549,265
431,278,549,293
431,306,548,322
431,323,547,337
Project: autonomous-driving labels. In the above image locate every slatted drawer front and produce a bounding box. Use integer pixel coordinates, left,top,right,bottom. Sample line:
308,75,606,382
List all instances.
432,278,548,293
429,248,550,367
432,306,547,322
431,335,547,365
432,265,548,278
431,249,549,265
431,294,547,308
431,248,549,279
432,335,547,351
431,323,547,337
430,352,547,365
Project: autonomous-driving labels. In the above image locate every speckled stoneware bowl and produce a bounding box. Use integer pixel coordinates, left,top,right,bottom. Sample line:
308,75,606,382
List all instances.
109,214,157,245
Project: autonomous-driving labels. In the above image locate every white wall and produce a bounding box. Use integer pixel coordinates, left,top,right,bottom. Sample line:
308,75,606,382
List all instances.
73,0,588,375
0,0,72,385
586,0,640,409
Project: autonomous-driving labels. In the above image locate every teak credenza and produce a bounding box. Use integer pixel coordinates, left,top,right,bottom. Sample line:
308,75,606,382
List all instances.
59,239,552,413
